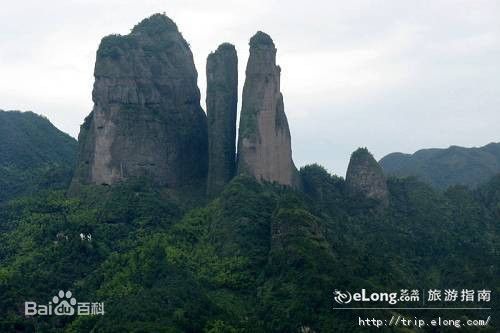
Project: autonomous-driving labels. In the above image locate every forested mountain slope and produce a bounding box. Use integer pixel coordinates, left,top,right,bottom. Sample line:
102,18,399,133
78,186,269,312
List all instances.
380,142,500,189
0,170,497,332
0,110,77,202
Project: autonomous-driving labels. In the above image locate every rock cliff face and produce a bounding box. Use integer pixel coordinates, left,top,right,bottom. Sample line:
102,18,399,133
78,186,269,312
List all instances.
345,148,389,206
72,14,207,189
206,43,238,196
237,32,298,187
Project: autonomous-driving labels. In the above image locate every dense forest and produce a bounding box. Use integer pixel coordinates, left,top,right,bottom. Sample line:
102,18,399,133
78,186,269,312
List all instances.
0,164,498,332
0,110,77,203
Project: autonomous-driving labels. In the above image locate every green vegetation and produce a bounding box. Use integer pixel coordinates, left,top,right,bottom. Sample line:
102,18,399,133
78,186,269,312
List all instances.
349,147,378,168
237,105,259,143
131,13,178,35
237,104,259,142
97,14,188,64
0,167,497,332
0,110,77,203
249,31,275,47
380,142,500,189
0,111,497,331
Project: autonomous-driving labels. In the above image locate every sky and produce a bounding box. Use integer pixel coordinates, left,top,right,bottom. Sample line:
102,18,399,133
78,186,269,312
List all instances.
1,0,499,176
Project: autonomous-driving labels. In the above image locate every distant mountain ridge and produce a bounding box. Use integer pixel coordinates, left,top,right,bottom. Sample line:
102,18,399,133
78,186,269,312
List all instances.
379,142,500,189
0,110,76,167
0,110,77,202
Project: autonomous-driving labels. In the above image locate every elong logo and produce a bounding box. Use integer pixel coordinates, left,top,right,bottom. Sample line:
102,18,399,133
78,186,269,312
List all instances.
333,289,400,305
25,290,104,316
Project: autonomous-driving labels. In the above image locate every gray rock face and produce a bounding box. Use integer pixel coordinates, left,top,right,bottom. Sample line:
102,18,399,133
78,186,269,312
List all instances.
206,43,238,196
72,14,207,189
237,32,298,187
345,148,389,206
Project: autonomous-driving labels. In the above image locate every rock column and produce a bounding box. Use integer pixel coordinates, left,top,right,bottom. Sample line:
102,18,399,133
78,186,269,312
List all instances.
237,32,298,187
206,43,238,196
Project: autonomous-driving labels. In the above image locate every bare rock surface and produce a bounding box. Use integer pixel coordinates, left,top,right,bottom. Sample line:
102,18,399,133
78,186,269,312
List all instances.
72,14,207,189
237,32,298,187
206,43,238,196
345,148,389,206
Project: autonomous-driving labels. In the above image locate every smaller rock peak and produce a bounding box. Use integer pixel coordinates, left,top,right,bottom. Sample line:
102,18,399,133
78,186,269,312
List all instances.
206,42,238,196
250,31,275,48
131,13,178,35
347,147,382,174
346,147,389,207
216,43,236,53
350,147,372,162
208,43,237,60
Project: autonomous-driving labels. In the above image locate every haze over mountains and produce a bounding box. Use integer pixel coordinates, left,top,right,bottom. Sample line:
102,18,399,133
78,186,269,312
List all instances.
380,142,500,189
2,105,499,199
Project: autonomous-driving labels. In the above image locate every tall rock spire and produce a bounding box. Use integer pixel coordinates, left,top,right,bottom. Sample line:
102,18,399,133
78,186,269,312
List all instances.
345,148,389,207
237,32,298,187
206,43,238,196
71,14,208,189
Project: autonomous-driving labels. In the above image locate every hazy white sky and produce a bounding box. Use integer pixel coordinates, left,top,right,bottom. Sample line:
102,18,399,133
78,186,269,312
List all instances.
1,0,499,176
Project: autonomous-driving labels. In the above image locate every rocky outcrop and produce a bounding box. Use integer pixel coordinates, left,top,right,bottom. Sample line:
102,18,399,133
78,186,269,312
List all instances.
345,148,389,206
237,32,298,187
71,14,207,189
206,43,238,196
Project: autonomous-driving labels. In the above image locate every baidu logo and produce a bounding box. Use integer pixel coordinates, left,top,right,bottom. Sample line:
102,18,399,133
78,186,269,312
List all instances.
25,290,104,316
52,290,77,315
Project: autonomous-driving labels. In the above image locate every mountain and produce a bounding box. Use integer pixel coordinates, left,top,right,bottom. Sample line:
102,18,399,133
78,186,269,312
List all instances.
380,142,500,189
206,43,238,196
72,16,301,194
0,110,77,202
71,14,208,190
237,32,299,188
0,172,497,332
0,13,497,333
345,147,389,207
